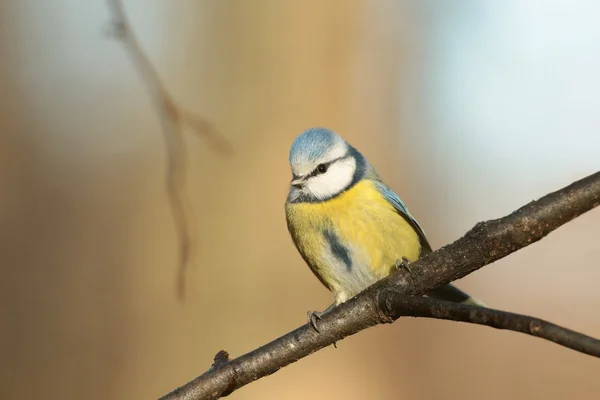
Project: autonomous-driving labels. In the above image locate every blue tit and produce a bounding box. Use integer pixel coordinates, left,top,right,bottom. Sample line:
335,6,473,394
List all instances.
285,127,484,328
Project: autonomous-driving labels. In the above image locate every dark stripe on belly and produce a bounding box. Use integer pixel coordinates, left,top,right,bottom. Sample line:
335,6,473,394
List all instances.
323,229,352,271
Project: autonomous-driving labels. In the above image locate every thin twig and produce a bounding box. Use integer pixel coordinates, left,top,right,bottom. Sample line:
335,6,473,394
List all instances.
379,292,600,357
106,0,231,300
159,171,600,400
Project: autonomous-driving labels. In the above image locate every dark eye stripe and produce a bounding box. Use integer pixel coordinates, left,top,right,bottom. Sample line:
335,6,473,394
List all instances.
308,155,349,178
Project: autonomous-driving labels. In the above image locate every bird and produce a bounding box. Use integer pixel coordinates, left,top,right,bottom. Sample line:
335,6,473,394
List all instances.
284,127,484,330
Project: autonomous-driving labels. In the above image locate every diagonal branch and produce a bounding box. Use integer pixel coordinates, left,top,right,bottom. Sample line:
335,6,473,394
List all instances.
159,171,600,400
379,292,600,357
105,0,231,300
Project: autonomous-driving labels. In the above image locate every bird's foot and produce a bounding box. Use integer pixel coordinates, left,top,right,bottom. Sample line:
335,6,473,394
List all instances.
307,303,336,332
395,257,412,273
307,310,325,332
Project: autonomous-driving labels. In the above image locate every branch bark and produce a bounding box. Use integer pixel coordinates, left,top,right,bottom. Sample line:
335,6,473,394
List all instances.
159,171,600,400
380,293,600,357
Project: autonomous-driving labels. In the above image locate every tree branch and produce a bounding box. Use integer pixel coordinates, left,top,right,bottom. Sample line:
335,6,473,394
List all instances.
379,292,600,357
106,0,232,300
159,171,600,400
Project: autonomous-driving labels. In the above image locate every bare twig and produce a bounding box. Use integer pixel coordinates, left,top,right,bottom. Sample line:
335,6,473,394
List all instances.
379,292,600,357
159,171,600,400
106,0,231,300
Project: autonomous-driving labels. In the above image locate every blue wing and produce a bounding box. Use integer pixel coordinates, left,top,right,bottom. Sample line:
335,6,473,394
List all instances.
373,180,485,305
372,180,433,254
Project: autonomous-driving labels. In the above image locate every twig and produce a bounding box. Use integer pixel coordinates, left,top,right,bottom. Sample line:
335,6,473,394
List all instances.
105,0,231,300
159,171,600,400
379,292,600,357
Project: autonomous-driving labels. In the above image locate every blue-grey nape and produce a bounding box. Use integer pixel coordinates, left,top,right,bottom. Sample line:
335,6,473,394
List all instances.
289,127,343,165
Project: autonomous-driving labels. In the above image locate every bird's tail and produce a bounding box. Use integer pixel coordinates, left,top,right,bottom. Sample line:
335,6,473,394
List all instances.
426,283,486,307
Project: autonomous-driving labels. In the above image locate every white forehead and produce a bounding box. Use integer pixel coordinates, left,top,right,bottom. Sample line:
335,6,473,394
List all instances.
289,128,348,176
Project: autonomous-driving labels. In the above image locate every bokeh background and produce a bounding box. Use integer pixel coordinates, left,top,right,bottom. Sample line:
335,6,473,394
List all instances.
1,1,600,399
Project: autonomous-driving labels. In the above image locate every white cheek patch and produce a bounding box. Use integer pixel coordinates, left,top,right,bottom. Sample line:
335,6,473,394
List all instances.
305,157,356,199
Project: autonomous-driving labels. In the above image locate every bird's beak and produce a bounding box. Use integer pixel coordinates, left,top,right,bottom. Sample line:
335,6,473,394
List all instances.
290,176,306,188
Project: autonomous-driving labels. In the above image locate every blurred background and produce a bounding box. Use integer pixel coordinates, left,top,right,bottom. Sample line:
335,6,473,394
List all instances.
1,1,599,399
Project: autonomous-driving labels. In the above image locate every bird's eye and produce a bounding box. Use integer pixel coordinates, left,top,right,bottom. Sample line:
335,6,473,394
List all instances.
317,164,328,174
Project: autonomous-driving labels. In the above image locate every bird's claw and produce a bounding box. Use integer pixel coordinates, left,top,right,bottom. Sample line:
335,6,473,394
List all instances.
307,310,324,332
395,257,412,273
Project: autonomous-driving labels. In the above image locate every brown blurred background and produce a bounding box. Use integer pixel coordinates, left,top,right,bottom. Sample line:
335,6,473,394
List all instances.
1,1,599,399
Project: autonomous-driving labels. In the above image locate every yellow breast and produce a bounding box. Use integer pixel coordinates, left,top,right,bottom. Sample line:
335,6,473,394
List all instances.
286,179,422,301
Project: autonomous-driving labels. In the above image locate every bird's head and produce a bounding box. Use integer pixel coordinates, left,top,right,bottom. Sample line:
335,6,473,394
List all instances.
287,127,364,202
